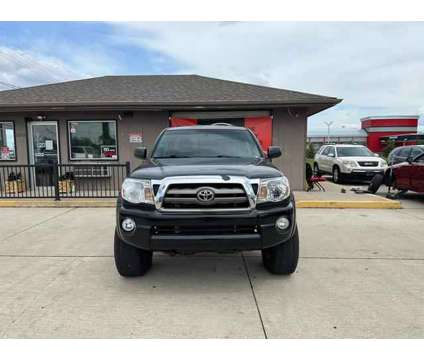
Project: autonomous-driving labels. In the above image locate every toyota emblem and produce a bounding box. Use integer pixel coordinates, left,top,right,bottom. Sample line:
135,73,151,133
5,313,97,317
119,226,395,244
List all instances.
196,187,215,203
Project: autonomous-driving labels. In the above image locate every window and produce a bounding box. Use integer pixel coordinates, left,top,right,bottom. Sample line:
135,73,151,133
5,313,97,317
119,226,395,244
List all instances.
68,121,117,160
152,129,263,159
411,147,424,159
336,146,373,157
398,147,411,158
327,146,335,157
414,153,424,163
0,122,16,161
321,146,330,156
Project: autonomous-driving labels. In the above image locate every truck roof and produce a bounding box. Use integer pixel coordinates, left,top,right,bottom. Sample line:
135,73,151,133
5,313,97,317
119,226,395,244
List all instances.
166,125,249,131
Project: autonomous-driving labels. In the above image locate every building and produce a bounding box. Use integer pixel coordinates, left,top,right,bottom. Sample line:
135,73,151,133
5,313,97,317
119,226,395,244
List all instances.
0,75,341,192
307,128,367,151
361,115,419,152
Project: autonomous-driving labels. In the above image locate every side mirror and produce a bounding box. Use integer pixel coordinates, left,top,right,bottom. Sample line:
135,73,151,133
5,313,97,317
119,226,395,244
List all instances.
328,153,335,157
268,146,282,159
134,147,147,159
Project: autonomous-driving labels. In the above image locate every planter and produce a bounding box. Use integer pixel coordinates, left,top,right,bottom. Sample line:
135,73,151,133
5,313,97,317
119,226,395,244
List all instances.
5,179,26,194
59,179,75,194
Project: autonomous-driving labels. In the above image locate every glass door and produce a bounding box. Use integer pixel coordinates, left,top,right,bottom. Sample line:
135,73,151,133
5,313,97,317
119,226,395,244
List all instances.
28,122,59,187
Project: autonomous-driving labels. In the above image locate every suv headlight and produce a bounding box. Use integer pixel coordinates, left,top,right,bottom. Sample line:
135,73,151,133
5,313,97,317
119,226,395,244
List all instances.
257,177,290,203
380,160,387,167
121,178,154,204
342,160,357,167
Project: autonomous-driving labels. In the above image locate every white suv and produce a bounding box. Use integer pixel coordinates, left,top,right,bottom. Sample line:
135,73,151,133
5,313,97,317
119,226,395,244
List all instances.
313,144,387,183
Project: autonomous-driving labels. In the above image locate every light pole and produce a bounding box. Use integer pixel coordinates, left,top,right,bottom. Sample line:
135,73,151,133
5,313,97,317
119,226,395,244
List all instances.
324,121,333,143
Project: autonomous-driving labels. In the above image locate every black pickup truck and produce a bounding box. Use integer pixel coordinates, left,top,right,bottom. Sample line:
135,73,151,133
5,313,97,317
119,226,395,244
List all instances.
115,125,299,277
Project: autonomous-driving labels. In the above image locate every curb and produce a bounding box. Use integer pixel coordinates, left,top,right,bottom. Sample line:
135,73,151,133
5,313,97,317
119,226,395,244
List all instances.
0,200,116,208
296,200,401,209
0,199,401,209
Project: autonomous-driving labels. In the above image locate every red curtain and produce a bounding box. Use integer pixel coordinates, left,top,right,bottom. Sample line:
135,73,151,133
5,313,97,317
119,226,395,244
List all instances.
170,118,198,127
244,117,272,150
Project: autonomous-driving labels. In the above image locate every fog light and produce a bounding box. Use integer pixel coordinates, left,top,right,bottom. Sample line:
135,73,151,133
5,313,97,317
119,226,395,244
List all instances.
276,217,290,230
121,218,136,232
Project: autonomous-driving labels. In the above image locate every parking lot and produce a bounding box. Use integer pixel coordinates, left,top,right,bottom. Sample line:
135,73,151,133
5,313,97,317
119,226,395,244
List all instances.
0,202,423,338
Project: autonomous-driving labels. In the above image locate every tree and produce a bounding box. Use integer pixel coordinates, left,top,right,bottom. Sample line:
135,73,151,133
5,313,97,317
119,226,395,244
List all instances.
383,139,396,159
305,142,316,159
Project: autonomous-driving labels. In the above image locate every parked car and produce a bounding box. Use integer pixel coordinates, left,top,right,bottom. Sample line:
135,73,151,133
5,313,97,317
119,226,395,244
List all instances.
115,125,298,277
387,145,424,165
313,144,387,183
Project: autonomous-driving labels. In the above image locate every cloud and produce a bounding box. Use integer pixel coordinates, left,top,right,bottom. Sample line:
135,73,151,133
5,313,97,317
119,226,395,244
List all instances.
111,22,424,129
0,46,88,90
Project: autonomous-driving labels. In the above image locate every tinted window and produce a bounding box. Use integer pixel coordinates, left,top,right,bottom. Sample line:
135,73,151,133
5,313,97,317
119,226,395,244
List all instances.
327,146,335,156
336,146,373,157
414,153,424,163
398,147,411,158
152,129,263,158
69,121,117,160
411,147,424,159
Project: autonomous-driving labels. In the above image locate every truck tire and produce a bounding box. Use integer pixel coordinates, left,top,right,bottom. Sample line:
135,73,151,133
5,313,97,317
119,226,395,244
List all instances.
368,173,384,194
262,226,299,275
332,166,341,183
114,230,152,277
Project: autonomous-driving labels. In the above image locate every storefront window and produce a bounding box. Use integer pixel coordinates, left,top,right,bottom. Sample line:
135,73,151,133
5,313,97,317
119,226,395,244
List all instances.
68,121,118,160
0,122,16,161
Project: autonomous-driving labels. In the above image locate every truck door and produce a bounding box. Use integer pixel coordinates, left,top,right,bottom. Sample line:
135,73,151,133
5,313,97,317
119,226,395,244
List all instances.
410,154,424,192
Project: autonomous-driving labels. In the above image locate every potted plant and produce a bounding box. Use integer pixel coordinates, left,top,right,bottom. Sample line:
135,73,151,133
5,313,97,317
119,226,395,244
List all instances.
58,172,75,194
5,172,26,194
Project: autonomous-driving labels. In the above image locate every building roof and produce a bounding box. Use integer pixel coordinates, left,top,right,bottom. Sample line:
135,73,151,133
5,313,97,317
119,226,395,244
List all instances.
361,115,419,121
0,75,341,115
308,128,367,138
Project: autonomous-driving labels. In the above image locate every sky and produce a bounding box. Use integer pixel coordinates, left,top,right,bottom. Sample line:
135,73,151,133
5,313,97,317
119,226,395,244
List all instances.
0,21,423,133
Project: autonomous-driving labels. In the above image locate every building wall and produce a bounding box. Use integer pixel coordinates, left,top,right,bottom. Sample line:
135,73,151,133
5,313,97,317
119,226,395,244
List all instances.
272,108,307,190
1,108,307,190
0,111,169,171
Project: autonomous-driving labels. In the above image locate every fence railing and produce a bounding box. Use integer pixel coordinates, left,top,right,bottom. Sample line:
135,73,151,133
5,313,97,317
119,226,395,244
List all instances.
0,162,130,199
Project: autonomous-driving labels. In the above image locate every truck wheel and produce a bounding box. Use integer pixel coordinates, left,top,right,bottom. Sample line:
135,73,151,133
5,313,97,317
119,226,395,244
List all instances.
114,230,152,277
368,173,384,194
262,226,299,275
332,166,341,183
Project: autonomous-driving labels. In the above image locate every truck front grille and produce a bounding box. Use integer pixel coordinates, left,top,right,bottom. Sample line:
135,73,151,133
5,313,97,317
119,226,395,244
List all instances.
162,183,250,210
358,161,379,167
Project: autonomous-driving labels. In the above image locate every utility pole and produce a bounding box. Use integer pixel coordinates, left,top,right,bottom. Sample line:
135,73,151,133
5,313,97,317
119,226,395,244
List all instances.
324,121,333,143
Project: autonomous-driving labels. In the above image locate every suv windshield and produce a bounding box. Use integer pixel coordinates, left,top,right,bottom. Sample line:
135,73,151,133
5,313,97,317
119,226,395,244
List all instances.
152,129,263,158
337,146,374,157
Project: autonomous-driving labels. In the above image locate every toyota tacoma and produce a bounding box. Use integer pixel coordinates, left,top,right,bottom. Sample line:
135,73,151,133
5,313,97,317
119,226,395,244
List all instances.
115,125,299,277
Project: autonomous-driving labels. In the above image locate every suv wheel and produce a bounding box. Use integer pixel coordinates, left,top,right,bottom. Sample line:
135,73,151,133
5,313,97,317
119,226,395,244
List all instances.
262,226,299,275
313,163,320,176
114,230,152,277
332,166,341,183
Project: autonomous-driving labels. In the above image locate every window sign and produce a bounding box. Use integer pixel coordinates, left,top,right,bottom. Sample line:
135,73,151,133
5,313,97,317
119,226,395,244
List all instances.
0,122,16,161
68,120,118,160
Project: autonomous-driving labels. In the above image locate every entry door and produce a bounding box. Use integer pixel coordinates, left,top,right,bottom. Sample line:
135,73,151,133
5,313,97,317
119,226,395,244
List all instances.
28,122,59,186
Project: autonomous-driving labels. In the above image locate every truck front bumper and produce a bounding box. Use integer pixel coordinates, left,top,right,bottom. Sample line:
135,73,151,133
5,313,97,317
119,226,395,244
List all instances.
116,198,296,252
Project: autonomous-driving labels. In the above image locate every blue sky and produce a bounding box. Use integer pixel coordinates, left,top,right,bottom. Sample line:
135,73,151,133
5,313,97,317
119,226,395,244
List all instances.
0,22,423,133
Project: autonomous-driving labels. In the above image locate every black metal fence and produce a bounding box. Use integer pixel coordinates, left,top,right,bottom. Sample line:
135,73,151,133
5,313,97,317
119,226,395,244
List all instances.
0,162,130,199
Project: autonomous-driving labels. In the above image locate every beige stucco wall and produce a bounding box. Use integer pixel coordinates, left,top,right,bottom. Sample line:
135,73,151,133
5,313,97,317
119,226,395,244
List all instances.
1,108,307,190
272,108,307,190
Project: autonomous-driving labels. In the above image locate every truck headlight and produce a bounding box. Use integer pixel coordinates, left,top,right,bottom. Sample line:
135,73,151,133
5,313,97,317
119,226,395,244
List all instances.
257,177,290,203
342,160,357,168
121,178,154,204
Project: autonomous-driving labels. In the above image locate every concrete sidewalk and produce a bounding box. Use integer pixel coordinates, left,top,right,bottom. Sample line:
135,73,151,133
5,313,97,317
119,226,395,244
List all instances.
0,207,423,338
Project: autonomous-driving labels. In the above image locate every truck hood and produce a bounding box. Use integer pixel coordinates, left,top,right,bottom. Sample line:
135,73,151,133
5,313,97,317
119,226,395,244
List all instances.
339,156,383,162
130,157,283,180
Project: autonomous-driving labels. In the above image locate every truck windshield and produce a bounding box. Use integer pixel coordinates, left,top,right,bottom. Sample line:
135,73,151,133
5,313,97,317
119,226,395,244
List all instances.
337,147,374,157
152,129,263,159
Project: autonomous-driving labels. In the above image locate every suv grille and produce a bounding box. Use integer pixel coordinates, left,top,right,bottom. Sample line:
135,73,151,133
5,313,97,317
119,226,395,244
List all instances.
162,183,250,210
154,224,257,236
358,161,379,167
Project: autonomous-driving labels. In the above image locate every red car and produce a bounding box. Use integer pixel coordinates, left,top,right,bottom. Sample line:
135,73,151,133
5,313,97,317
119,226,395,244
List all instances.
389,152,424,193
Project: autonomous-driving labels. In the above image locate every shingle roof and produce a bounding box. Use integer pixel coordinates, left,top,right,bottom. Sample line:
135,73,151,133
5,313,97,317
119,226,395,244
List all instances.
0,75,341,115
